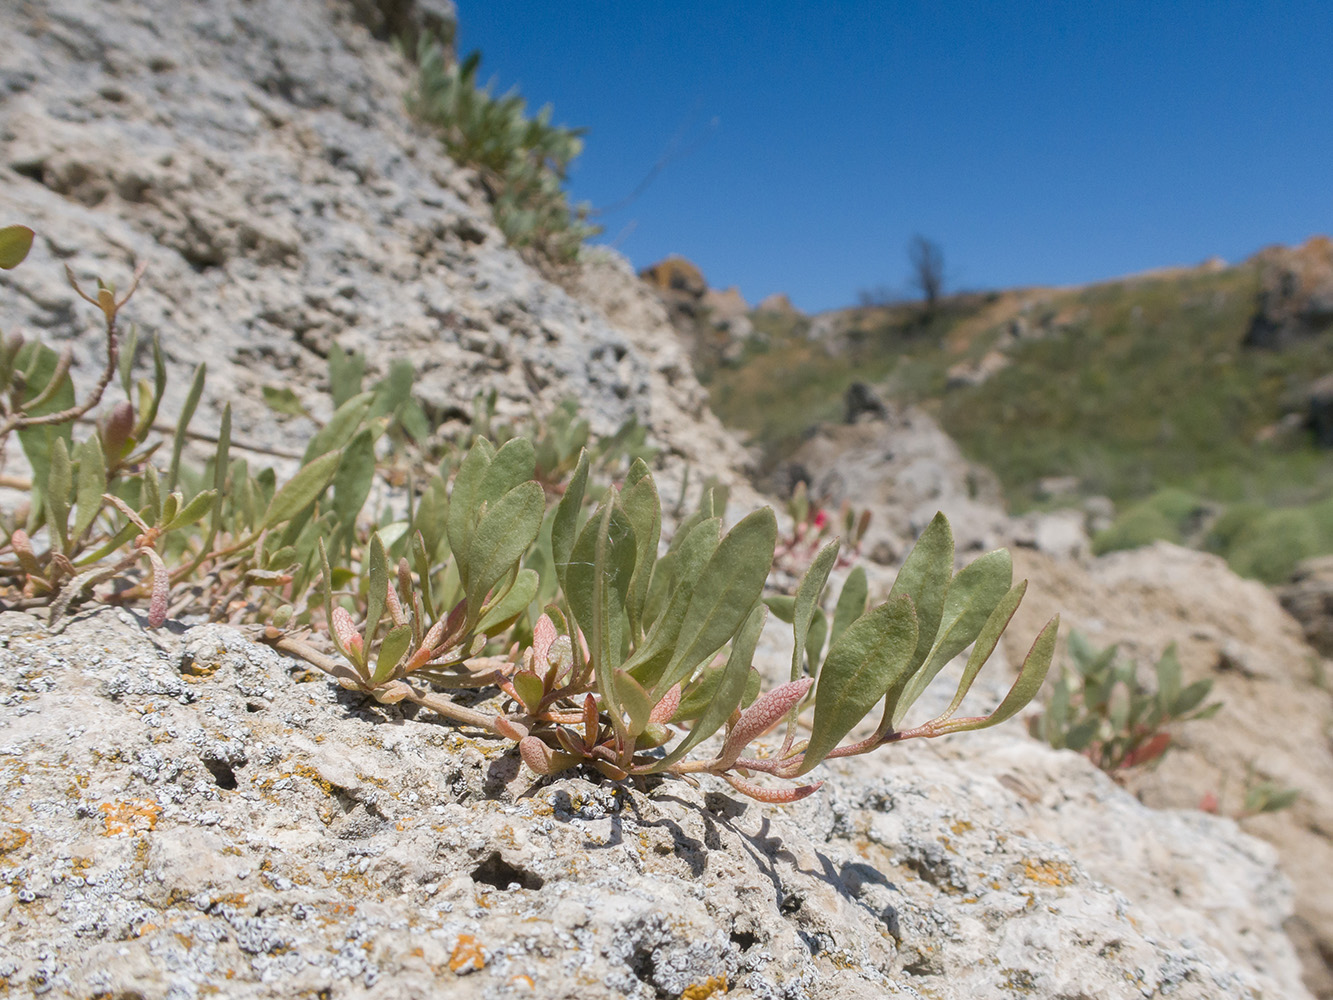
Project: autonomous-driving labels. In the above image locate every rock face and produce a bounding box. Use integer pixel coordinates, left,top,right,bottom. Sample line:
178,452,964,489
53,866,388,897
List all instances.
0,609,1313,999
1278,554,1333,657
1006,542,1333,1000
1244,236,1333,350
0,0,748,484
0,0,1324,997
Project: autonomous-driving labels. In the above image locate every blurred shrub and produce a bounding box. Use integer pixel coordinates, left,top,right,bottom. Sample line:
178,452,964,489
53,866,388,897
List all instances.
408,43,599,263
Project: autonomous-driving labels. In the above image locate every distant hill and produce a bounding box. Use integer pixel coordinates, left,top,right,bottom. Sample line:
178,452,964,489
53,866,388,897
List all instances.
656,240,1333,582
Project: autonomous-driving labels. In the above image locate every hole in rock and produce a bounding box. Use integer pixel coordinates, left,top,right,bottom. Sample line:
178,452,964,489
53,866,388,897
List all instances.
730,929,758,951
470,851,543,891
202,758,239,790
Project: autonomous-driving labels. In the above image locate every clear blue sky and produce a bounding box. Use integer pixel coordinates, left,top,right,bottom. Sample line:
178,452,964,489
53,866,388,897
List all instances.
456,2,1333,313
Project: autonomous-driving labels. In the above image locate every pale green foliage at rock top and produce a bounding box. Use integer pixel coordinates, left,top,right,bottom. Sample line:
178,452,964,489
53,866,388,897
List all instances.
0,236,1057,805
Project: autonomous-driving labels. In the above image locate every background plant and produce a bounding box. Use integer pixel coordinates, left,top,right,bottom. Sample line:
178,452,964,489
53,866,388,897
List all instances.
407,42,599,264
1030,630,1221,773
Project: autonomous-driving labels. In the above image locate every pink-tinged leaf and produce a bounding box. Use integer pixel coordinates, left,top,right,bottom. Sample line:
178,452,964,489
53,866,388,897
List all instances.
144,548,169,628
582,693,599,750
650,683,681,724
719,678,813,768
1120,732,1171,769
495,715,530,741
533,613,557,665
384,582,406,626
331,606,363,659
1198,791,1220,814
520,736,553,775
103,493,151,534
723,773,823,804
10,530,40,575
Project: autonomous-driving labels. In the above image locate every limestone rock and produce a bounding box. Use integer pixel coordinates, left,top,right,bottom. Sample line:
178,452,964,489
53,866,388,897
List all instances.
0,609,1312,999
0,0,744,488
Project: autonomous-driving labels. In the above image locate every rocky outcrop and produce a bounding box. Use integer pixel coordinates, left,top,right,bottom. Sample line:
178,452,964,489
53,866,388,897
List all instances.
1277,554,1333,658
0,0,748,485
1007,542,1333,999
1244,236,1333,350
0,609,1312,999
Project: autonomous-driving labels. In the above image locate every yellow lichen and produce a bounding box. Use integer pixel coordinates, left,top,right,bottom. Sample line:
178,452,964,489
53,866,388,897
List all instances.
1021,859,1073,887
99,798,161,836
680,974,728,999
0,825,31,856
449,933,485,973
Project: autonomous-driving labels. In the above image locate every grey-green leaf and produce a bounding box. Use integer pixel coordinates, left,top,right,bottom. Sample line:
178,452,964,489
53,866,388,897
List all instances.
649,603,767,772
935,615,1058,734
465,481,545,614
792,540,840,682
0,225,34,269
889,547,1013,728
73,436,107,540
887,511,954,676
263,451,340,529
659,507,776,692
830,565,868,650
551,448,590,592
799,594,919,774
373,623,413,685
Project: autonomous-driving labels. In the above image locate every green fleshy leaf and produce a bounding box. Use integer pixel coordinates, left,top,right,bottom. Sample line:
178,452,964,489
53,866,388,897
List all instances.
805,611,829,676
302,391,373,464
263,450,340,529
587,493,638,704
886,511,953,675
372,623,413,685
168,364,206,491
889,547,1013,728
650,603,767,771
1155,644,1182,711
446,439,494,565
657,507,776,694
369,359,415,420
551,448,590,592
0,225,34,269
830,565,868,650
799,594,919,774
474,567,539,635
363,534,390,659
72,436,107,541
44,437,72,550
328,344,365,408
792,540,839,682
935,615,1058,734
625,515,722,689
513,670,545,714
261,384,308,419
929,580,1028,726
479,437,536,505
620,458,661,641
614,669,655,737
415,474,450,562
464,481,544,615
16,341,75,507
333,426,377,528
1171,678,1214,716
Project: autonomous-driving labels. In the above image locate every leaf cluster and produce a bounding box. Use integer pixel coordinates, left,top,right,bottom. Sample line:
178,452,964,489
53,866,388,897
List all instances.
1030,630,1221,772
0,234,1059,804
407,42,600,263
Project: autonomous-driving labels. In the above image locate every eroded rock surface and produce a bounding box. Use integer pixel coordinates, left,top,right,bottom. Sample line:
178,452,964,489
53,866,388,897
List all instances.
0,610,1311,999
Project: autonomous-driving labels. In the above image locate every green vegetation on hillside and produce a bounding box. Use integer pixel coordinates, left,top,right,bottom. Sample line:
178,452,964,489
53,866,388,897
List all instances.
408,43,598,263
699,264,1333,582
